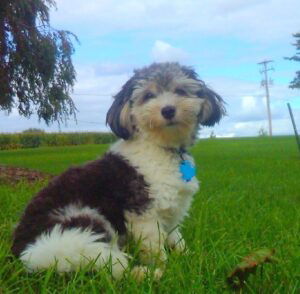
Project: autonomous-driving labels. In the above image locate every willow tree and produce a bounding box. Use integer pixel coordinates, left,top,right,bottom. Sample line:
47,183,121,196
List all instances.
286,32,300,90
0,0,77,124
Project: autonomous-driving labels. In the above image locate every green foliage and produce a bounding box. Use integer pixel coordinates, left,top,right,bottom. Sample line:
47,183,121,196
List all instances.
285,32,300,89
0,134,21,150
0,137,299,292
41,133,65,146
22,128,45,133
0,132,116,149
258,126,268,137
19,133,42,148
209,131,216,139
0,0,77,124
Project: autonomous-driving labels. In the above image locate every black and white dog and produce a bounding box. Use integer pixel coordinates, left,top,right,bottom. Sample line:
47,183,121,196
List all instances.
12,62,225,280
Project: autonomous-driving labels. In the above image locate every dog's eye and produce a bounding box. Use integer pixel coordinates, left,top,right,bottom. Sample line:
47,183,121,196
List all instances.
175,88,187,96
143,92,155,101
197,89,206,97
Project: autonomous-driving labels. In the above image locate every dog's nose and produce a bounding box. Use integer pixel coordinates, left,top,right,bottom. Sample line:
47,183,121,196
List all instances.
161,106,176,120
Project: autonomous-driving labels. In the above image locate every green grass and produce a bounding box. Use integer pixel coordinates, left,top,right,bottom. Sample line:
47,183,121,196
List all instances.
0,136,299,293
0,144,108,174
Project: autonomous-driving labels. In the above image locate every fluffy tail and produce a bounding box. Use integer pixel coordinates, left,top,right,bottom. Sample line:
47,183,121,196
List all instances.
19,224,128,279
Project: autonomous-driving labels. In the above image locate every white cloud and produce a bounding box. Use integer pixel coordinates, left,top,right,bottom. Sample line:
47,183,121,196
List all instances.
216,132,236,138
52,0,300,42
151,41,189,63
74,63,132,95
234,121,258,130
242,96,256,110
197,74,300,138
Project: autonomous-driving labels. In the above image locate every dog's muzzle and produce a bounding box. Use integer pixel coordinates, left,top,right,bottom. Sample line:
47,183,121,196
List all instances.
161,105,176,120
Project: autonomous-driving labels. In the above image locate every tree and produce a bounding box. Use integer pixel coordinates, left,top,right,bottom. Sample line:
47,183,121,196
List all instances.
0,0,77,124
285,32,300,90
258,126,267,137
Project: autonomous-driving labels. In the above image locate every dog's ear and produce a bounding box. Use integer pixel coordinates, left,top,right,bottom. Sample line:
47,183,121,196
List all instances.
180,65,226,126
180,65,198,80
197,87,226,126
106,78,135,140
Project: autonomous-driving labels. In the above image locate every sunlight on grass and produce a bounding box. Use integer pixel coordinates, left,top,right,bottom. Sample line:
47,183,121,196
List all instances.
0,136,299,293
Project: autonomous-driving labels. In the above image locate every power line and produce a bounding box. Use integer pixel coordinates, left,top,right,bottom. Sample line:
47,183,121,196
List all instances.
258,60,274,137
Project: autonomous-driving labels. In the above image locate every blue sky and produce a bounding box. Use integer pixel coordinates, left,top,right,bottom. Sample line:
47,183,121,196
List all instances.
1,0,300,137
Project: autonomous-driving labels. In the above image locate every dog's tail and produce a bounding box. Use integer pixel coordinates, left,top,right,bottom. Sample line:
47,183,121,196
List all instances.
16,213,128,279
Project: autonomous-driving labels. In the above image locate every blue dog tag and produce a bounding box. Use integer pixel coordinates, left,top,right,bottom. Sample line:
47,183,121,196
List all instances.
179,160,196,182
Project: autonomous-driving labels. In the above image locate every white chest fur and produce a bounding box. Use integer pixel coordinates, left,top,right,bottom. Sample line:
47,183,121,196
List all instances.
110,139,199,229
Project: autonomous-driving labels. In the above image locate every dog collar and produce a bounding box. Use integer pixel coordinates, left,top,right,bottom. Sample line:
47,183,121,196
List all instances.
179,160,196,182
164,147,196,182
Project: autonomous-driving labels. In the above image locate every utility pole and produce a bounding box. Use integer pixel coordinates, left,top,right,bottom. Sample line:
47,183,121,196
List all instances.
258,60,274,137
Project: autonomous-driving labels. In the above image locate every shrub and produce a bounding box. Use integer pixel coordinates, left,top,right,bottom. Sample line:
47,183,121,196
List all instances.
19,133,42,148
94,132,116,144
22,128,45,134
258,127,268,137
0,135,11,149
41,133,59,146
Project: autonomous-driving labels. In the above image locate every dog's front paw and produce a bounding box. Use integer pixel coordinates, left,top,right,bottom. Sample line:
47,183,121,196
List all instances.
172,237,187,253
131,266,163,282
139,246,167,266
167,229,187,253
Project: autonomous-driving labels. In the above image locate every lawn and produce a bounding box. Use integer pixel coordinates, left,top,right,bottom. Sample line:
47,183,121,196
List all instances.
0,136,299,293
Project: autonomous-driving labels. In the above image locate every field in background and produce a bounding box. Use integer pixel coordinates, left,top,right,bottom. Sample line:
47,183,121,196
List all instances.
0,132,116,150
0,136,299,293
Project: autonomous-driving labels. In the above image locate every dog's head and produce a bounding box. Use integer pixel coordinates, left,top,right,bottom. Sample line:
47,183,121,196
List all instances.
107,62,225,147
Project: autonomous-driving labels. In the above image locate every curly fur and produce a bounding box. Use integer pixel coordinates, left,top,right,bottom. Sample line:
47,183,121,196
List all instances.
12,62,225,280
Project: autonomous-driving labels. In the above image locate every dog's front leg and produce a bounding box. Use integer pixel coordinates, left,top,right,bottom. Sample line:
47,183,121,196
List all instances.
125,211,167,265
167,227,186,253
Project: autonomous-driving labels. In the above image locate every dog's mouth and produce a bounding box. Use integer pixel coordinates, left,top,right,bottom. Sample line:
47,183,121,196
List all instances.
165,120,179,127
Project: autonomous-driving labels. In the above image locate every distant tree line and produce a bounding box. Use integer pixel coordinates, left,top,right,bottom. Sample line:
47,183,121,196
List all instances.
0,131,116,150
